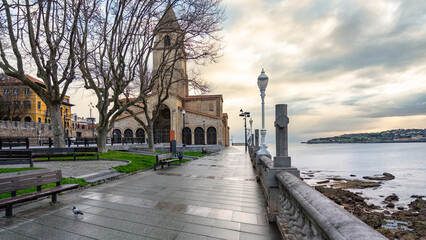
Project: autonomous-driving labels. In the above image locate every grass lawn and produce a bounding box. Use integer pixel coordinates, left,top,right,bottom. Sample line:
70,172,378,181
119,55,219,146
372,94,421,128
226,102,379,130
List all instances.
0,167,44,174
33,150,205,173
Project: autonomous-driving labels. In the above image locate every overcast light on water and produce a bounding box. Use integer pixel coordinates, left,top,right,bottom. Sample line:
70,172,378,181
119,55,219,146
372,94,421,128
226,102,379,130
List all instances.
263,142,426,208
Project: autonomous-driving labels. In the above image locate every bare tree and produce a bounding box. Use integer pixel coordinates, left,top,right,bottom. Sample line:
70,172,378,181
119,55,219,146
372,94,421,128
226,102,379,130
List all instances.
126,0,224,151
76,0,162,152
0,0,82,147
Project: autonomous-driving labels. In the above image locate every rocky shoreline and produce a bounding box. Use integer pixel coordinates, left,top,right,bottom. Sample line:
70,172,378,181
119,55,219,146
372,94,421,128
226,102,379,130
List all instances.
302,171,426,239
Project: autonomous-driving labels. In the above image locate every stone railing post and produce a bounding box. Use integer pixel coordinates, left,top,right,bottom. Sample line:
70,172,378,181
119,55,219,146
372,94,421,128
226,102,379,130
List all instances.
260,104,300,222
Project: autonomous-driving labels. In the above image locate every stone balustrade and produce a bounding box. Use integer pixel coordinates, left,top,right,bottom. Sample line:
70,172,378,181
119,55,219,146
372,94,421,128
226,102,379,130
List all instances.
248,104,386,239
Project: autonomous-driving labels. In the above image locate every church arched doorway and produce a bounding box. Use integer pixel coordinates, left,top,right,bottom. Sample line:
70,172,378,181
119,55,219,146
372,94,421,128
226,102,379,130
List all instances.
24,116,32,122
207,127,217,145
182,127,191,145
153,105,171,143
113,129,122,143
136,128,145,143
194,127,204,145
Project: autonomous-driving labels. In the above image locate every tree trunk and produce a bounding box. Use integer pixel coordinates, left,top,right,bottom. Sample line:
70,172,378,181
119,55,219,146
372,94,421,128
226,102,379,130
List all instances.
49,104,65,148
147,123,155,152
97,128,108,153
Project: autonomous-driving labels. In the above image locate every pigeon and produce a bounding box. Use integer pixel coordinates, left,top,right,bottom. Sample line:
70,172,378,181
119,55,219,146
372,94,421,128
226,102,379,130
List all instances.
72,206,84,215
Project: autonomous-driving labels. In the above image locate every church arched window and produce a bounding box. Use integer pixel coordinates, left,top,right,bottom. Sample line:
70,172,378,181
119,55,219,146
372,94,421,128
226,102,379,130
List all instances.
164,35,171,47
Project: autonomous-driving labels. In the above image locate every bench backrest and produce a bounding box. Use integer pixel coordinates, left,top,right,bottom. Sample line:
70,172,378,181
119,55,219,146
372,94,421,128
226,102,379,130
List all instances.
157,153,173,161
74,147,98,153
0,150,32,160
31,148,74,154
0,170,62,194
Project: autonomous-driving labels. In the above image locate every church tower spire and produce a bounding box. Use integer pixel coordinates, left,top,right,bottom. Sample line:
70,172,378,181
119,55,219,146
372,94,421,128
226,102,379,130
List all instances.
152,3,188,98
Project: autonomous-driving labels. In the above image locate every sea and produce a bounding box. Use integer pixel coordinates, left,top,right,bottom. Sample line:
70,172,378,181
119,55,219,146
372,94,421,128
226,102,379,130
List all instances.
264,142,426,208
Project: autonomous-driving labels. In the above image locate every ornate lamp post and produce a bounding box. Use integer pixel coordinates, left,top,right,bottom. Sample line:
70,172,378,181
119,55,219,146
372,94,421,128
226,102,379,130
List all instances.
182,110,186,147
257,68,270,155
203,120,206,145
249,117,253,145
88,102,95,137
239,109,250,153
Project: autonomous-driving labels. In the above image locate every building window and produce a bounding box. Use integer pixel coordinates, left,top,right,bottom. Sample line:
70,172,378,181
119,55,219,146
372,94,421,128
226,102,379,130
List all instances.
45,118,47,123
164,35,171,47
24,116,32,122
13,101,21,109
3,89,9,95
13,89,20,95
24,88,30,95
38,117,42,123
24,101,31,109
37,101,41,110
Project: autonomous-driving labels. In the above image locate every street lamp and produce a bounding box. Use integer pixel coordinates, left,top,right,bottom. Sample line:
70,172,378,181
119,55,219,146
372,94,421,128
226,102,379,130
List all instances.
88,102,95,137
257,68,270,155
203,120,206,145
249,117,253,145
182,110,186,147
239,109,250,153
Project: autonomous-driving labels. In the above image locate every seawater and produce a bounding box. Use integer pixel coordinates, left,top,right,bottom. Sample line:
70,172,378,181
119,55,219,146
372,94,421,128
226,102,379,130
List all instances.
264,142,426,208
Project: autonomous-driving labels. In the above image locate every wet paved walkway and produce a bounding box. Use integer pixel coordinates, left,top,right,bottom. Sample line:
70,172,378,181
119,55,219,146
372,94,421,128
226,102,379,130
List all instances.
0,146,281,240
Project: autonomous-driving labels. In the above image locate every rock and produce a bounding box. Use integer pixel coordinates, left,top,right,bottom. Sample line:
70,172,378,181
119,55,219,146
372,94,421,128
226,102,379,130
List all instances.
410,195,425,199
379,195,384,197
333,179,381,189
363,172,395,180
317,180,330,184
327,177,345,181
385,193,399,202
397,206,405,210
386,203,395,208
350,174,356,177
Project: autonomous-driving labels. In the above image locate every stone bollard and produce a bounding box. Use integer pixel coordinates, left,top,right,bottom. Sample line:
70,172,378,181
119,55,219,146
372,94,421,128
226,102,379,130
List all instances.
260,104,300,222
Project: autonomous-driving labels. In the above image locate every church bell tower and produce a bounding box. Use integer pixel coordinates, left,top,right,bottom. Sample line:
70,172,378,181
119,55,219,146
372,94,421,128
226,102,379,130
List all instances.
152,3,188,98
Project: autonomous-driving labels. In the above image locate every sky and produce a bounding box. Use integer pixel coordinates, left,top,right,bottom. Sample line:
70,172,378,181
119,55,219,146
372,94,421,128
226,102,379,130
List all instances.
71,0,426,143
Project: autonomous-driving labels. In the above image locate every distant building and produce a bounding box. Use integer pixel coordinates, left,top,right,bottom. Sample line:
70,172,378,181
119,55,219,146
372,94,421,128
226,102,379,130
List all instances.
0,74,73,137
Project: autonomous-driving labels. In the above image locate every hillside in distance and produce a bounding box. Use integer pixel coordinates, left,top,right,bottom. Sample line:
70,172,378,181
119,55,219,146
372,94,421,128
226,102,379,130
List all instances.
306,129,426,144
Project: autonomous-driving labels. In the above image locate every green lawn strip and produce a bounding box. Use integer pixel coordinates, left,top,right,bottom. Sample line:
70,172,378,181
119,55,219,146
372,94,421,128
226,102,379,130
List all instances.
0,167,44,174
183,152,206,157
0,177,88,200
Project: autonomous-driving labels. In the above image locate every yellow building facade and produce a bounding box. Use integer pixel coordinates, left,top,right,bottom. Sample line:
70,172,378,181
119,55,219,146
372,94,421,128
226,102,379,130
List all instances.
0,74,73,130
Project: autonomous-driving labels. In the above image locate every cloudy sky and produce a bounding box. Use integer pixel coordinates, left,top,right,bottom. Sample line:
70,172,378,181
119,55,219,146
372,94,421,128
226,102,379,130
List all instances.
72,0,426,143
198,0,426,143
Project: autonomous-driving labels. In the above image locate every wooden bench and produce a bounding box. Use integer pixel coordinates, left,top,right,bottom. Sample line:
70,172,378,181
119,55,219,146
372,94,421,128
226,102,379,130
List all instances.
0,137,29,149
74,147,99,160
154,153,182,171
32,147,99,160
32,148,75,160
0,150,33,167
0,170,79,217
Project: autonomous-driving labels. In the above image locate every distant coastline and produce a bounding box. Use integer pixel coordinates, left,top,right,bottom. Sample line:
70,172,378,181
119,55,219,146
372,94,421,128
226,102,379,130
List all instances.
305,128,426,144
305,140,426,144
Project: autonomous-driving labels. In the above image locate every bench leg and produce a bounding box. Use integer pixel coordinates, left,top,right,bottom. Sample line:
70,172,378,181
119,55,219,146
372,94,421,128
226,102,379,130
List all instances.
5,205,13,218
154,163,157,171
52,193,57,203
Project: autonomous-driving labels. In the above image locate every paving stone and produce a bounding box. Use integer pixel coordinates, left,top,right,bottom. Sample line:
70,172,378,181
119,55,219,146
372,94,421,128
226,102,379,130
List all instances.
1,147,281,240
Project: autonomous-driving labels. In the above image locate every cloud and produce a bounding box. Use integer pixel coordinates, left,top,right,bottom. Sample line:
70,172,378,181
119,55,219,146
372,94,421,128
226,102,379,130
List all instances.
201,0,426,142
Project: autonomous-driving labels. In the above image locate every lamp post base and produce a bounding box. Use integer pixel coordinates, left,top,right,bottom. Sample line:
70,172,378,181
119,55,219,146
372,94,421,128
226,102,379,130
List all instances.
257,143,270,156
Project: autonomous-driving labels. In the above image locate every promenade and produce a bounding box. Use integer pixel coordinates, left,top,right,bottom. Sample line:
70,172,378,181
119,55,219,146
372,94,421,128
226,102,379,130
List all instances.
0,146,281,240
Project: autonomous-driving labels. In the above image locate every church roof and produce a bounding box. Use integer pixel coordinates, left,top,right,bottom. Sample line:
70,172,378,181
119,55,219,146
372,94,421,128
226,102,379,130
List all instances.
185,94,223,101
157,2,181,33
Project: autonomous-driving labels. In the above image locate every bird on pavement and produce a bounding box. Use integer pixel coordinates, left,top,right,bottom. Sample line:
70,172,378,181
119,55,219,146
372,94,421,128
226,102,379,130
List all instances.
72,206,84,215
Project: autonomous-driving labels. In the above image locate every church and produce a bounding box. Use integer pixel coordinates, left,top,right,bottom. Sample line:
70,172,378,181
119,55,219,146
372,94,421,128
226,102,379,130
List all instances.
111,5,230,147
